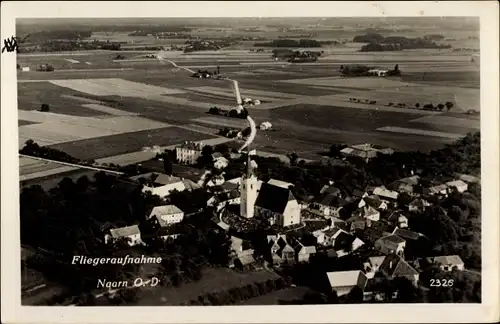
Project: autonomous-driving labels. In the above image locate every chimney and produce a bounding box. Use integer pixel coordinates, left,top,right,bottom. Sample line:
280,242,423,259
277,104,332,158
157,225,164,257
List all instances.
389,261,393,269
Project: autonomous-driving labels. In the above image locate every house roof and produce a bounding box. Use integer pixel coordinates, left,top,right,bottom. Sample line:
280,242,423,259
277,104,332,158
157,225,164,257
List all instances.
352,189,366,198
149,205,183,218
426,184,448,193
457,174,480,184
178,141,204,150
320,185,341,196
110,225,140,238
267,178,294,189
237,254,256,266
221,181,239,192
182,179,201,190
364,195,383,208
130,173,182,186
255,183,296,214
380,254,418,278
326,270,367,288
429,255,464,266
369,256,387,268
373,187,399,200
393,228,421,241
409,198,430,208
319,194,348,207
212,152,223,159
379,234,406,244
334,232,356,250
445,180,468,188
355,205,380,218
356,227,386,245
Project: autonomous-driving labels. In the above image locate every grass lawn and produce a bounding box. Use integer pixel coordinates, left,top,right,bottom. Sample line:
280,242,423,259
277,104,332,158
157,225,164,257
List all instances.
48,126,209,160
239,286,314,305
134,267,280,306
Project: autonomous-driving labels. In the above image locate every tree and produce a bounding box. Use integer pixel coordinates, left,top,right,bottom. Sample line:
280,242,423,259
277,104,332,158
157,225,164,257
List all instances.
287,152,299,166
40,103,50,112
445,101,454,111
415,103,420,108
437,103,445,111
163,155,173,175
345,286,364,303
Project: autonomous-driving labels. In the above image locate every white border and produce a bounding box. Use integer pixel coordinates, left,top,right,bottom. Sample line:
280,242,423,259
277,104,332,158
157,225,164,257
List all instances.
2,1,499,323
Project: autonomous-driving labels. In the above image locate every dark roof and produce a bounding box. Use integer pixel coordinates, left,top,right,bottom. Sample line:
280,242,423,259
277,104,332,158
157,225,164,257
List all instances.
352,189,366,198
319,194,348,207
320,185,341,196
334,232,356,250
255,183,296,214
393,228,421,241
355,227,385,245
380,254,419,278
380,234,406,244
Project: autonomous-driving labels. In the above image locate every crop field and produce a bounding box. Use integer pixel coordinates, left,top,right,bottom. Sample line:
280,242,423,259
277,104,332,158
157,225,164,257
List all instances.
132,267,279,306
48,126,209,160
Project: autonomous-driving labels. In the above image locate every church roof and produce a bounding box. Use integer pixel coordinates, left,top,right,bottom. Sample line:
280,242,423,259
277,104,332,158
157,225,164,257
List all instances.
255,183,296,214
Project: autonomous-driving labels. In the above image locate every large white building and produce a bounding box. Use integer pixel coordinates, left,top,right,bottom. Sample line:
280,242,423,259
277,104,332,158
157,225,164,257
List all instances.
176,141,204,165
130,172,199,197
148,205,184,226
105,225,142,246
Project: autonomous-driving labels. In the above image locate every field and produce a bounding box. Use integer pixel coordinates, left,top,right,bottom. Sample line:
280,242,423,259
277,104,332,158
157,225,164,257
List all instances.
17,38,481,169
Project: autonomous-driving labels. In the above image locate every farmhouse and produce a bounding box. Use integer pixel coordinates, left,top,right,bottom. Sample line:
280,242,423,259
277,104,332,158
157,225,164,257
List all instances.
267,234,296,265
445,179,468,193
426,255,465,272
374,235,406,256
326,270,368,297
372,186,399,201
176,141,204,165
148,205,184,226
229,236,256,270
291,238,317,263
130,173,187,197
379,254,420,286
311,194,348,217
105,225,142,246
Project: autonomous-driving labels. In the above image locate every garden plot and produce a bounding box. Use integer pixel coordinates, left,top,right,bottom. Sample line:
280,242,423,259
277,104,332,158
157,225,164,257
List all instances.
18,110,86,124
49,78,185,97
281,76,416,90
376,126,464,139
410,115,480,129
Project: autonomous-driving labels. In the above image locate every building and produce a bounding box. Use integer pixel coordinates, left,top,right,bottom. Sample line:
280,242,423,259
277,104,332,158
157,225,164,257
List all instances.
240,152,259,219
267,235,296,265
255,183,301,227
424,184,449,196
130,172,187,197
379,254,420,286
374,235,406,255
156,223,183,242
229,236,256,270
21,66,30,72
388,175,420,195
393,228,422,242
291,238,317,263
456,173,480,184
148,205,184,225
340,144,393,162
331,230,365,257
408,198,431,213
372,187,399,202
354,205,381,222
311,194,348,217
426,255,465,272
363,256,387,279
363,195,388,211
445,180,468,193
267,178,294,189
326,270,368,297
260,121,272,130
212,153,229,169
105,225,142,246
175,141,204,165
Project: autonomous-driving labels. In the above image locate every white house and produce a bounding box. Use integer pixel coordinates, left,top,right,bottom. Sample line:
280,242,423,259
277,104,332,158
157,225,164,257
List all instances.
326,270,368,296
260,121,272,130
445,180,468,193
354,205,380,222
456,173,480,184
374,235,406,256
254,182,301,227
379,254,420,286
212,153,229,169
267,235,296,265
331,229,365,257
105,225,142,246
427,255,465,272
312,194,348,217
363,256,387,279
149,205,184,226
291,238,317,263
373,187,399,201
424,184,449,196
175,141,204,165
130,173,187,197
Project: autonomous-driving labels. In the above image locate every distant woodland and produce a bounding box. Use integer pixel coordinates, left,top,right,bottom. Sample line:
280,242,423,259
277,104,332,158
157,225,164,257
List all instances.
353,33,452,52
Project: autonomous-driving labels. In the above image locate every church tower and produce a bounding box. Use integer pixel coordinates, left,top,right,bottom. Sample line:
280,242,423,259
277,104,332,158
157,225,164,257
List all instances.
240,150,258,218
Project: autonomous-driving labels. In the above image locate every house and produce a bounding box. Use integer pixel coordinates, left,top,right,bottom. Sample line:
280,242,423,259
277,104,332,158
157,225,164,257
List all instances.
424,184,449,196
148,205,184,225
311,194,348,217
456,173,480,184
320,184,342,196
363,195,388,211
130,173,187,197
372,186,399,202
363,277,392,301
340,144,379,162
353,205,380,222
363,256,387,279
445,180,468,193
355,227,389,247
267,178,294,189
105,225,142,246
332,230,364,257
326,270,368,297
379,254,420,286
267,235,296,265
426,255,465,272
254,183,301,227
385,211,408,228
374,235,406,255
408,198,431,213
260,121,272,130
388,175,420,194
175,141,204,165
212,153,229,169
291,238,317,263
345,215,368,232
156,223,183,242
229,236,255,270
206,173,226,187
352,189,369,199
312,230,326,245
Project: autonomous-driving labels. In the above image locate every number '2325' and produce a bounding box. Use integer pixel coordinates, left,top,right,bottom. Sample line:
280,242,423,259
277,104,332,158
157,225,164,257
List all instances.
430,279,454,287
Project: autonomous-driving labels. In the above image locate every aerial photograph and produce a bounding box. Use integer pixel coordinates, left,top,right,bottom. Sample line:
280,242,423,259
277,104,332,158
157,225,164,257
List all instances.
17,16,481,306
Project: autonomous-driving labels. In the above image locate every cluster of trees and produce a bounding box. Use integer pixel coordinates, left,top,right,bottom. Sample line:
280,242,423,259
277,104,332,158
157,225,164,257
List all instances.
349,98,377,105
183,40,235,53
21,30,93,42
208,106,249,119
20,139,81,164
40,103,50,112
386,101,454,111
353,33,452,52
185,277,293,306
255,39,323,48
127,26,192,36
20,40,123,53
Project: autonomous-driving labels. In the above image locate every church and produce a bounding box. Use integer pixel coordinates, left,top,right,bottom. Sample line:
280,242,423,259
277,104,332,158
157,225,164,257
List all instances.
239,151,301,228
